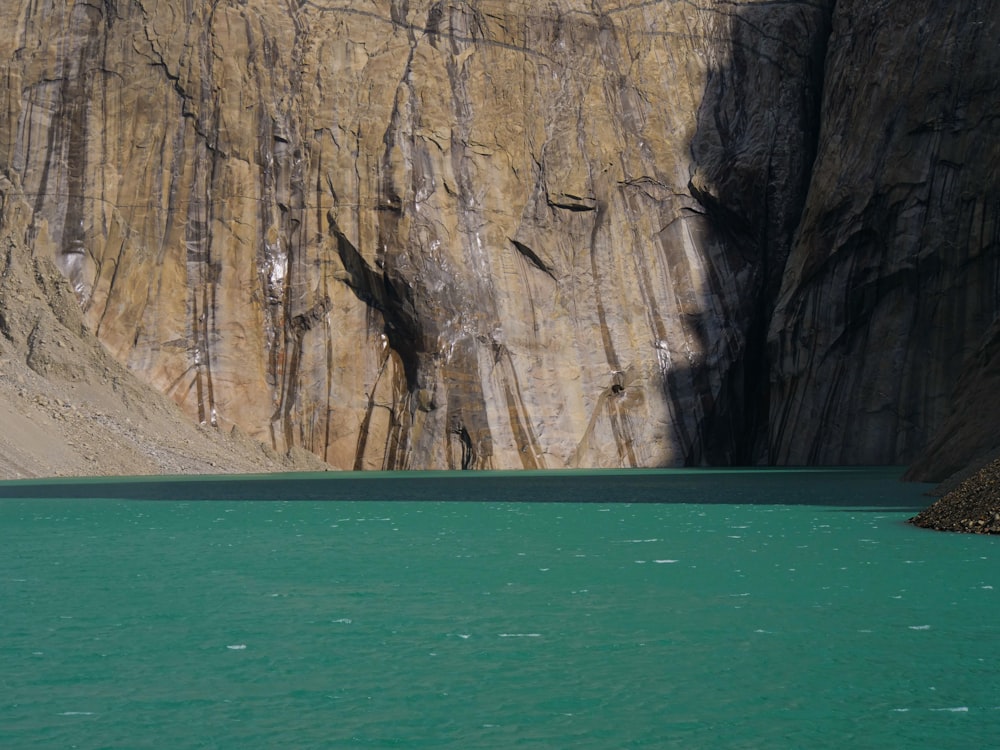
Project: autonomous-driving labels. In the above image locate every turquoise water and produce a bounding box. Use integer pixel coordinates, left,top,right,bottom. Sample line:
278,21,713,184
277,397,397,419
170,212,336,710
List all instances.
1,469,998,749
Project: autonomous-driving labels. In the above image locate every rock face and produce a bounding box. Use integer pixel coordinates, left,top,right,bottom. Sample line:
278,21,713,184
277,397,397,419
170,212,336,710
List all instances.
905,321,1000,483
0,0,995,473
768,0,1000,469
0,171,328,479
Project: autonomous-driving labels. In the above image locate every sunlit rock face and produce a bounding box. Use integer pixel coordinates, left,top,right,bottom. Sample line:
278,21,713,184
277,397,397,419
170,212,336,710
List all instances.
0,0,994,472
0,0,827,469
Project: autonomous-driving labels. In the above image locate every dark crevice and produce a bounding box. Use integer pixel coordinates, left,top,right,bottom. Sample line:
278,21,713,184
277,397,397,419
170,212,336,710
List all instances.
509,238,556,280
329,217,422,390
546,196,597,212
454,424,475,470
685,0,835,465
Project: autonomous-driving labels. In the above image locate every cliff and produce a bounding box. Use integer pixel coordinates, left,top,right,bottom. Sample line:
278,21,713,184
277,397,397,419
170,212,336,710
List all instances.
0,0,995,476
769,0,1000,470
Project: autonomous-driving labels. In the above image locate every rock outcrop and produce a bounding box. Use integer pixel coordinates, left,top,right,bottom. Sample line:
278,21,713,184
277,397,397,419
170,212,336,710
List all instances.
0,0,995,474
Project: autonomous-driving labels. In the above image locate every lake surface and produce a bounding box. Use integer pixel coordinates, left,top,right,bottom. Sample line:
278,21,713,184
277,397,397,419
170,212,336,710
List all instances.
1,468,997,749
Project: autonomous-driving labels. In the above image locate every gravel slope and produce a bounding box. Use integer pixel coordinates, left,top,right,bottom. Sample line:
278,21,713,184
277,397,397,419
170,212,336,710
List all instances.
0,177,330,482
0,347,329,480
910,458,1000,534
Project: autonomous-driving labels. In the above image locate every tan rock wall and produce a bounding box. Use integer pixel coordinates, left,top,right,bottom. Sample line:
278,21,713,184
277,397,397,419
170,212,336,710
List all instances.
2,0,824,469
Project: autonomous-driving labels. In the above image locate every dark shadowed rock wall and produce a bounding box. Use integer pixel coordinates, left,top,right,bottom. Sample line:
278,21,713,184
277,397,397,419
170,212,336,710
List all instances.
768,0,999,471
906,320,1000,483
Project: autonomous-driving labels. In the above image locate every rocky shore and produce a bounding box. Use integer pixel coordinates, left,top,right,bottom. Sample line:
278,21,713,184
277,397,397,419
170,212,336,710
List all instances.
910,457,1000,534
